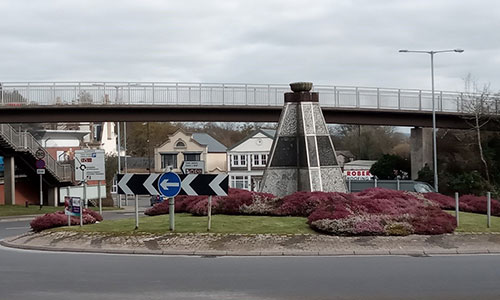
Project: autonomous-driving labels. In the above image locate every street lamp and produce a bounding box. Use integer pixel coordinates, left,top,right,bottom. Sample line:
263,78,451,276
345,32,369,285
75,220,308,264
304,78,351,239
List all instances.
142,122,151,173
399,49,464,192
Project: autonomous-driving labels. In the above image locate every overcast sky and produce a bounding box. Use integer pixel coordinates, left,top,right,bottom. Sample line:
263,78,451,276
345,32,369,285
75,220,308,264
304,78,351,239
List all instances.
1,0,499,92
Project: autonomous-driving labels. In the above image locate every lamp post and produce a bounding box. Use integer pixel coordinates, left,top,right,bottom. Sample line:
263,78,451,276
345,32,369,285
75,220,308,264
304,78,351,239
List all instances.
399,49,464,192
142,122,151,173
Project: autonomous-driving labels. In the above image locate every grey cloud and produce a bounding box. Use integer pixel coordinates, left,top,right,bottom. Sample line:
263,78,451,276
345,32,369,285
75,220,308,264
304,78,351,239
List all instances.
0,0,499,92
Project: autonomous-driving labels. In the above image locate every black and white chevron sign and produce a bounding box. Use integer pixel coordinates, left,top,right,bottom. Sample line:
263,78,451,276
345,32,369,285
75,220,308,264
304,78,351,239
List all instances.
117,173,228,196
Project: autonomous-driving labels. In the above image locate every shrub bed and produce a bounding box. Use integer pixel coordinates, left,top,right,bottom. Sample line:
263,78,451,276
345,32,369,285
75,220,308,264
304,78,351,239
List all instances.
145,187,456,236
144,189,277,216
306,188,455,235
30,209,103,232
424,193,500,216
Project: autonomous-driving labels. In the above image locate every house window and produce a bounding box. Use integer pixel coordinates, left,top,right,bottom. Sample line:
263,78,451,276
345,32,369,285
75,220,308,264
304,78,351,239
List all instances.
161,153,177,169
252,154,268,167
230,176,249,190
184,153,201,161
175,140,186,148
231,154,247,167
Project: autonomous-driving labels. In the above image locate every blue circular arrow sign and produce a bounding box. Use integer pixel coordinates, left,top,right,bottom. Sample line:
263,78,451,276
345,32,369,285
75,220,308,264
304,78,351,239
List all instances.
157,172,182,198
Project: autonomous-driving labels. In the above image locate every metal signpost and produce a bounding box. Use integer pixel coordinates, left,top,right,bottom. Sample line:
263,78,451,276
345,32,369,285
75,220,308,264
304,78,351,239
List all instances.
117,173,228,231
36,159,46,209
157,172,182,231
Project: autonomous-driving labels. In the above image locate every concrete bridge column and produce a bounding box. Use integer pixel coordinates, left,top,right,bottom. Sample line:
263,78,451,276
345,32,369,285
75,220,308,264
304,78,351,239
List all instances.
47,187,59,207
4,156,15,205
410,127,433,180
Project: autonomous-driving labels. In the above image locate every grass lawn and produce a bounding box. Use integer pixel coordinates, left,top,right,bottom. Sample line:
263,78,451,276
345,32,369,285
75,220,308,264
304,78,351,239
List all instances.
56,213,316,235
0,205,119,217
446,210,500,233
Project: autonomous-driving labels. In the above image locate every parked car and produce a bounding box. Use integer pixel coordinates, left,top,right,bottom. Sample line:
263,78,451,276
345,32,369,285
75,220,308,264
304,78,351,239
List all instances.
150,195,166,206
347,180,435,193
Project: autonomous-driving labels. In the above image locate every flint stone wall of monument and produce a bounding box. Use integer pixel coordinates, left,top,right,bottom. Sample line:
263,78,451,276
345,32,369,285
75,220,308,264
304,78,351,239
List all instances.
260,82,347,197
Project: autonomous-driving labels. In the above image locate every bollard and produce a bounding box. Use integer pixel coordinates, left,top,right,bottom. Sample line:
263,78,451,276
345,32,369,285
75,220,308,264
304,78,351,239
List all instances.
487,192,491,228
207,195,212,231
455,192,459,226
25,201,29,208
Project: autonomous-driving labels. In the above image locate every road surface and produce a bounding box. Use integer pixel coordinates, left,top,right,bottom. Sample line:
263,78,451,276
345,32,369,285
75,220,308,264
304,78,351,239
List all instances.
1,211,500,299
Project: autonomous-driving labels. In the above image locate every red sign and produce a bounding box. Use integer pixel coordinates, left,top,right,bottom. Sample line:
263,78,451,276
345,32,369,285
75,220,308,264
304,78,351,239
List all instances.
35,159,46,169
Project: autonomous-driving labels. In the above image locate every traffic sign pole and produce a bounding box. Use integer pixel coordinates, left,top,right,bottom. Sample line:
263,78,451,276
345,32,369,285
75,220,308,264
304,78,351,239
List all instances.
135,194,139,230
39,174,43,210
169,197,175,231
207,195,212,231
79,197,83,227
98,181,102,215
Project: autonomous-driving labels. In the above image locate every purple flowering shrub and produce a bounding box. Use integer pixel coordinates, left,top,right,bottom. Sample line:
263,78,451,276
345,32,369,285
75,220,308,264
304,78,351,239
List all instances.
143,187,456,236
424,193,500,216
459,194,500,216
307,188,456,235
30,209,103,232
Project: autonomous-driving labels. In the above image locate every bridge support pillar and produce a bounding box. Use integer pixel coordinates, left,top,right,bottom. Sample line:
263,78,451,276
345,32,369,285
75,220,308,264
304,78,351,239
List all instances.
4,156,15,205
410,127,433,180
47,187,58,207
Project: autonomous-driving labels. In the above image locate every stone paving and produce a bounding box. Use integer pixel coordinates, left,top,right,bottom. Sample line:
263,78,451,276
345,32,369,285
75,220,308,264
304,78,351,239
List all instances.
3,231,500,256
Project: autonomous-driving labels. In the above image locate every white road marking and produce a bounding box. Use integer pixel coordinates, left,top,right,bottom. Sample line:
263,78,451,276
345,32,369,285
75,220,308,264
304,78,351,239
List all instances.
5,226,29,230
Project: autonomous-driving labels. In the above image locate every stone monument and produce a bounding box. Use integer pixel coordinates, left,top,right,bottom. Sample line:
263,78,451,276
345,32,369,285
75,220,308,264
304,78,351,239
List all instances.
260,82,347,197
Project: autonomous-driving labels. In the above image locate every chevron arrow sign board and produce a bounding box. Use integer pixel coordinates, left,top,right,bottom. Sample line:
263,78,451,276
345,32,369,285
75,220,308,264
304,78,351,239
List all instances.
117,173,229,196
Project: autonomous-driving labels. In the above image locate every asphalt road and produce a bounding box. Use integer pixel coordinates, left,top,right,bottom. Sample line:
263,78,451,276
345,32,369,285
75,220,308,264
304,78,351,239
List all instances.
1,210,500,299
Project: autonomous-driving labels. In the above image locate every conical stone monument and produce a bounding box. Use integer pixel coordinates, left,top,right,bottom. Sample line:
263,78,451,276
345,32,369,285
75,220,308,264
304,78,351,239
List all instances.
260,82,347,197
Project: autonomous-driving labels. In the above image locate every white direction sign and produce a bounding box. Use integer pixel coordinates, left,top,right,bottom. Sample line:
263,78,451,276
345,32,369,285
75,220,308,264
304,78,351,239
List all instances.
181,161,205,174
75,149,106,181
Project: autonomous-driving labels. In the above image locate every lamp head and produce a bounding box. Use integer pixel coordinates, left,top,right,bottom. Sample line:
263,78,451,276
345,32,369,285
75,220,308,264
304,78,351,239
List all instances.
399,49,409,53
454,49,464,53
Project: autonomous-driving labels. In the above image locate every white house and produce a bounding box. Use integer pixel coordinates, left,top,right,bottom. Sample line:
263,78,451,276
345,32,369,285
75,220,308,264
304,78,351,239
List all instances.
227,129,275,191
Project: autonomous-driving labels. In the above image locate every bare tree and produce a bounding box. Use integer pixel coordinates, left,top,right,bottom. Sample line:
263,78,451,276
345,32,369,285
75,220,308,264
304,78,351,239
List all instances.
459,75,499,183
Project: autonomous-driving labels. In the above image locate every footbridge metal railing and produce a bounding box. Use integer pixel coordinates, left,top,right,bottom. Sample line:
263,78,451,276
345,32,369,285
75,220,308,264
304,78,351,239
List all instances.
0,82,498,114
0,124,73,182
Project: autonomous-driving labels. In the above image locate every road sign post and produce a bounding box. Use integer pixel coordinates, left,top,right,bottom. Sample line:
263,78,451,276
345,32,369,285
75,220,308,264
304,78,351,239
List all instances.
207,195,212,231
98,181,102,215
169,197,175,231
135,194,139,230
157,172,181,231
36,159,46,210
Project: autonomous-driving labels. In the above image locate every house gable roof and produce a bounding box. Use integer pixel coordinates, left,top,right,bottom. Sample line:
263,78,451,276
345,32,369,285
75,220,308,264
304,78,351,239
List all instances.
192,133,227,153
227,128,276,151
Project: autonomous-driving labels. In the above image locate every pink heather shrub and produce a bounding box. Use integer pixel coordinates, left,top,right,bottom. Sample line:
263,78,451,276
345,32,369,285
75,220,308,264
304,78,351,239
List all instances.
240,193,281,215
459,194,500,216
274,191,341,216
410,210,457,235
144,187,456,236
424,193,455,210
307,188,456,235
30,209,103,232
424,193,500,216
144,189,277,216
216,188,254,214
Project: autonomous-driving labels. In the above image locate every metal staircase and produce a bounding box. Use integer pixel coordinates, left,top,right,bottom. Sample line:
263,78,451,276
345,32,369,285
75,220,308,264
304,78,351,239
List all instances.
0,124,73,182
